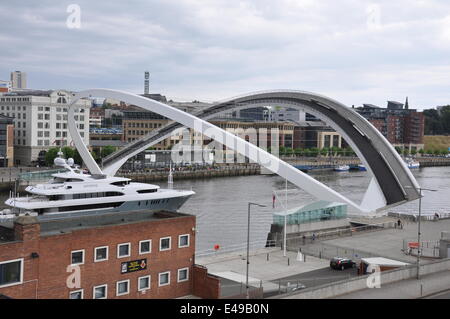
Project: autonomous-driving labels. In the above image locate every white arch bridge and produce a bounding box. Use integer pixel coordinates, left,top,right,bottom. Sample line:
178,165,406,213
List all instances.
68,89,421,214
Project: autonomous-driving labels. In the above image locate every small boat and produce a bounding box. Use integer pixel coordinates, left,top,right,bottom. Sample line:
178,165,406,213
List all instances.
358,164,367,171
404,158,420,169
334,165,350,172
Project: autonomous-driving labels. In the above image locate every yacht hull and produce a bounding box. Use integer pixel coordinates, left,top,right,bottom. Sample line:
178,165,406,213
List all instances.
30,194,193,221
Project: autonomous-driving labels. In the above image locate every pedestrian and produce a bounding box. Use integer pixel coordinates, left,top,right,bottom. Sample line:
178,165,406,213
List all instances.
302,234,306,245
397,219,401,229
312,233,316,241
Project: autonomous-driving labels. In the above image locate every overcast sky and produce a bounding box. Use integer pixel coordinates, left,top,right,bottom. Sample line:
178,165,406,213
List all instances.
1,0,450,109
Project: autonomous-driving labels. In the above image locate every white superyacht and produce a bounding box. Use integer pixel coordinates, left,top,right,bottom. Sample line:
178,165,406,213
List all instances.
1,157,194,220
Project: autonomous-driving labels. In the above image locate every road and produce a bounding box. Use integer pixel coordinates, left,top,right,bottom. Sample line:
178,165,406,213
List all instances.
424,289,450,299
264,266,358,297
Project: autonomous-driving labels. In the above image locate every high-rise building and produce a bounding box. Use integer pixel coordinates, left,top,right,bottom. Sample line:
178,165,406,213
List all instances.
10,71,27,89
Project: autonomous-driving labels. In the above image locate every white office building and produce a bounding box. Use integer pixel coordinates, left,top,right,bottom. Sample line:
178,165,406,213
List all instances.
0,90,91,166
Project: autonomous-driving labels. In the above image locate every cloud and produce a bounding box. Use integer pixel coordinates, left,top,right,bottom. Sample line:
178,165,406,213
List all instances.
1,0,450,108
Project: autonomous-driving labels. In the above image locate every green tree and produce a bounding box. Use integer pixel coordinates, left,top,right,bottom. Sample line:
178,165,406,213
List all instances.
285,148,294,156
303,149,311,157
45,148,60,166
310,147,319,157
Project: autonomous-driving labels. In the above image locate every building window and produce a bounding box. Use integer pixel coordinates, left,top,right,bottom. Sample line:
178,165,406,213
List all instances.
0,259,23,288
71,250,84,265
117,243,130,258
177,268,189,283
93,284,107,299
116,279,130,296
158,271,170,287
178,234,190,248
138,275,151,292
69,289,83,299
94,246,108,262
159,237,171,251
139,240,151,255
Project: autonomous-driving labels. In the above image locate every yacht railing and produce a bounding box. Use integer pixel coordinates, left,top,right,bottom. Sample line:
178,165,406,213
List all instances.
19,169,69,182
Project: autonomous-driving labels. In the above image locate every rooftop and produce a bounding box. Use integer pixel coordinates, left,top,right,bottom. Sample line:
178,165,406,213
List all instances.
0,210,192,243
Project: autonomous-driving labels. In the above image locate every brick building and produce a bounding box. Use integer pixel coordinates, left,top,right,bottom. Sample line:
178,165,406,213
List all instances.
356,100,425,151
0,211,219,299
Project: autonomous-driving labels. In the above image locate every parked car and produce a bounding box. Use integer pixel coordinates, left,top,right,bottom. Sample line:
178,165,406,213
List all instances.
330,257,356,270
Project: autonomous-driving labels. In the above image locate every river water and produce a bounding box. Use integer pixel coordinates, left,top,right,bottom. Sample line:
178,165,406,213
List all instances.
174,166,450,256
1,167,449,256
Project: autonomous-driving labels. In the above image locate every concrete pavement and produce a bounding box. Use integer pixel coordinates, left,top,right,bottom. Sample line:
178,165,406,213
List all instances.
333,270,450,299
196,247,330,296
300,219,450,263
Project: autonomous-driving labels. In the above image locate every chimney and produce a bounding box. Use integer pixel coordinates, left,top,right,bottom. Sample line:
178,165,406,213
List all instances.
14,215,40,241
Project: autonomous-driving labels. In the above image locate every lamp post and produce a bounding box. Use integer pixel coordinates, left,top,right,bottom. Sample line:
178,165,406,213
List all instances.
405,186,437,279
246,202,266,299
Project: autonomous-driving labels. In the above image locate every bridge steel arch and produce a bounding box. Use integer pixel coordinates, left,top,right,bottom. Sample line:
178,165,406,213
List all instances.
69,89,420,214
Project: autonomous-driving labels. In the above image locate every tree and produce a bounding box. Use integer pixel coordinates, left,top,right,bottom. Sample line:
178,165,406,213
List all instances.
310,147,319,157
285,148,294,156
45,148,60,166
423,105,450,135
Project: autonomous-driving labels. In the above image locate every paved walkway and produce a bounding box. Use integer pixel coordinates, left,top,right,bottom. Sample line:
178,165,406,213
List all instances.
334,270,450,299
302,219,450,263
196,247,329,295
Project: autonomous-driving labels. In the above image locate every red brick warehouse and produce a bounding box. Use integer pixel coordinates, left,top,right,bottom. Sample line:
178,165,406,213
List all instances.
0,210,219,299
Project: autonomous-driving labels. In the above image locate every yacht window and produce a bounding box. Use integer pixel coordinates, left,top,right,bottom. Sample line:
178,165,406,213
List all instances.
137,189,157,194
111,181,130,186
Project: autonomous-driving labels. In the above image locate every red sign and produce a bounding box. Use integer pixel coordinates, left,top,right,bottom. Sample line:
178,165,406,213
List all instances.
214,244,220,251
408,242,419,248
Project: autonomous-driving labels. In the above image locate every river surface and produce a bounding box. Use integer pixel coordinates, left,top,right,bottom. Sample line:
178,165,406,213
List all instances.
174,166,450,255
1,167,449,256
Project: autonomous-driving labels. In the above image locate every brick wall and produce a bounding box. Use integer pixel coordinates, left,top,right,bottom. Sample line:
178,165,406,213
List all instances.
192,264,220,299
0,214,197,299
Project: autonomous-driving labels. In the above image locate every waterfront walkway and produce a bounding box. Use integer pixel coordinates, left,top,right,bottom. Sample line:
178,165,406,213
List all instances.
196,247,330,297
297,218,450,264
333,270,450,299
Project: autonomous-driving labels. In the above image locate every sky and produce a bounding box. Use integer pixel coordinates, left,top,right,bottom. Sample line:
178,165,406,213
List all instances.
1,0,450,109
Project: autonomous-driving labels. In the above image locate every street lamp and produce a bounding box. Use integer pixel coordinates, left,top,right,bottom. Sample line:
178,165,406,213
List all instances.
246,202,266,299
405,186,437,279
